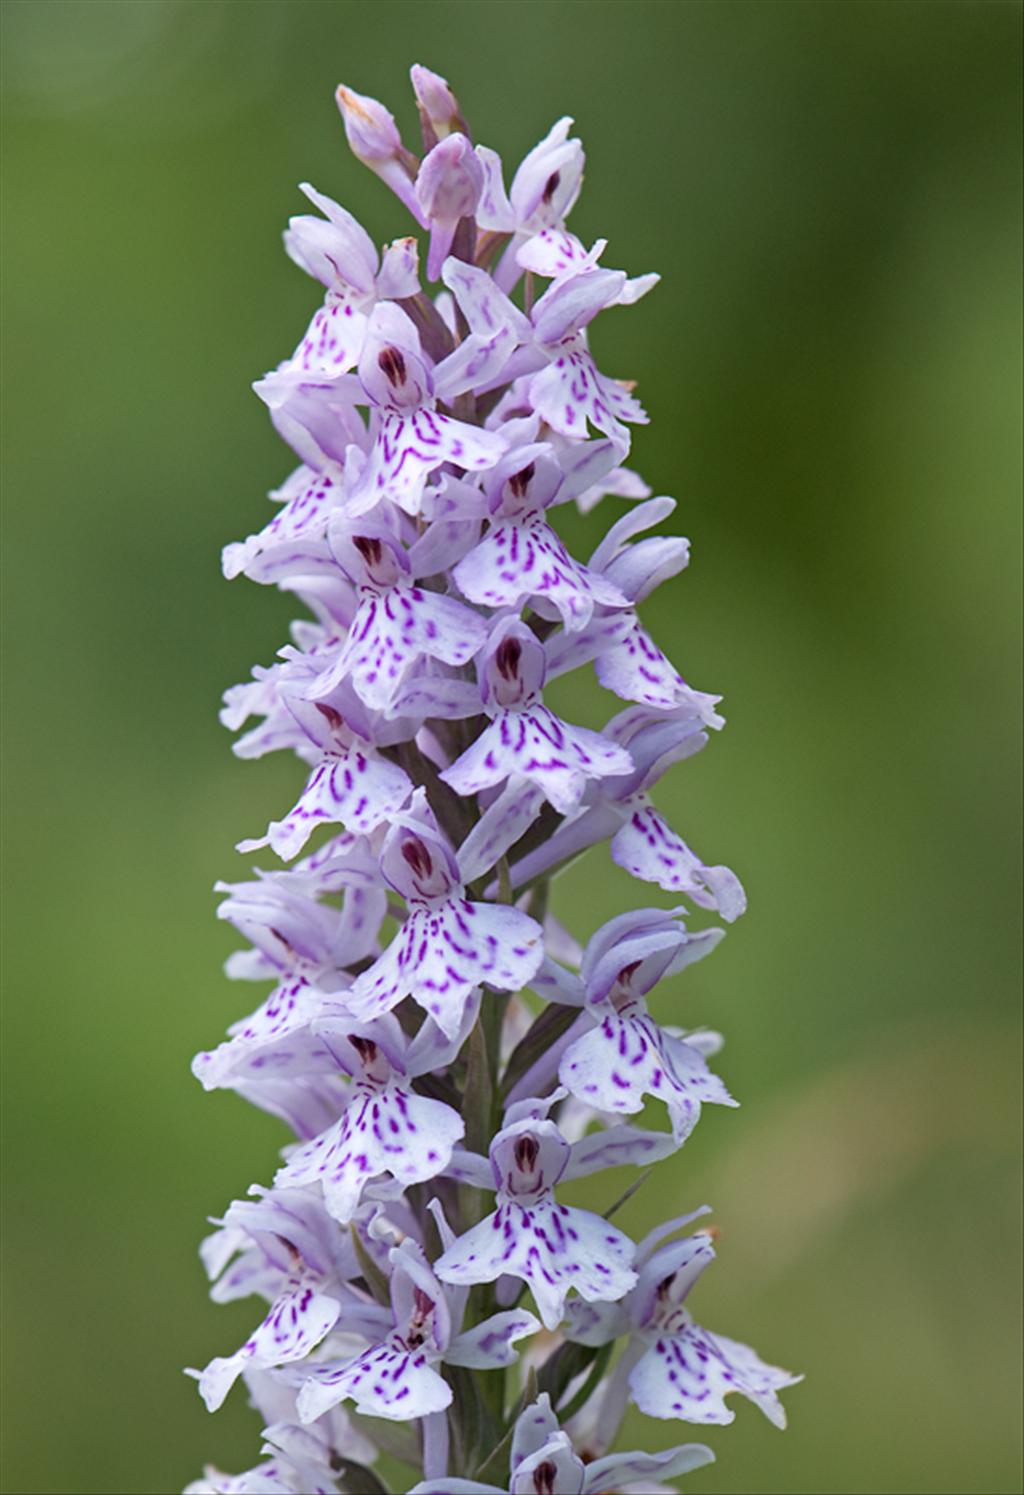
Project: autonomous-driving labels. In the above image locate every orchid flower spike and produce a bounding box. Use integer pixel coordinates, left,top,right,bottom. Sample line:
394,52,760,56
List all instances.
186,62,799,1495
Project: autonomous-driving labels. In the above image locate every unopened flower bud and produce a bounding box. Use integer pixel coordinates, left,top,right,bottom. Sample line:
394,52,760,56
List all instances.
415,134,484,278
410,63,469,147
335,83,403,162
335,82,425,225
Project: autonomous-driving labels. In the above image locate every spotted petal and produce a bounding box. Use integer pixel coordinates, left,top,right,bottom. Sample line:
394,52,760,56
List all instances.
445,1308,541,1369
457,777,547,884
610,798,746,920
351,409,506,518
193,977,340,1093
516,227,602,281
240,747,412,860
436,260,530,401
595,617,691,710
628,1320,801,1429
223,466,348,581
275,1080,464,1222
528,343,646,444
453,515,627,631
258,289,371,414
434,1198,637,1330
185,1447,336,1495
193,1280,340,1411
297,1335,452,1423
309,586,488,713
346,899,543,1038
560,1010,737,1143
442,706,632,816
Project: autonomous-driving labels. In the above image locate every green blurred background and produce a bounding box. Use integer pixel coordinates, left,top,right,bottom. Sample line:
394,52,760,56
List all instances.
2,1,1021,1491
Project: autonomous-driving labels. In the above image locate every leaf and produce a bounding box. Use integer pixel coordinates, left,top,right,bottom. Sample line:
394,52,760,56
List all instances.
462,1017,494,1157
474,1365,538,1482
333,1456,391,1495
349,1224,390,1307
446,1363,502,1472
537,1338,604,1408
505,800,563,873
395,739,476,844
500,1001,581,1099
346,1411,418,1467
555,1339,613,1421
411,1071,462,1108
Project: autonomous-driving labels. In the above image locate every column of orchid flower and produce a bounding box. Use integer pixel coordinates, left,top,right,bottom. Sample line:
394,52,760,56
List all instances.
185,65,799,1495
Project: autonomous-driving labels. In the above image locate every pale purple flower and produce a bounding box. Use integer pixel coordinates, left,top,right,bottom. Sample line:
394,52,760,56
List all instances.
221,462,351,583
442,252,655,444
410,64,469,144
627,1234,803,1429
342,300,508,517
254,182,421,413
498,704,745,921
294,1240,539,1423
415,134,484,279
192,862,386,1093
236,698,413,859
475,117,586,290
334,84,424,224
440,618,633,815
451,446,630,629
185,1369,374,1494
190,1276,342,1414
434,1114,638,1329
554,915,739,1142
567,1213,802,1429
344,801,544,1037
409,1393,714,1495
185,1428,340,1495
273,1015,468,1221
304,520,489,712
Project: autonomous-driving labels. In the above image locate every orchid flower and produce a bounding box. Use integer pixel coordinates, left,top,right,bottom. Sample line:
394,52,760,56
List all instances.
567,1213,803,1429
294,1240,539,1425
409,1393,714,1495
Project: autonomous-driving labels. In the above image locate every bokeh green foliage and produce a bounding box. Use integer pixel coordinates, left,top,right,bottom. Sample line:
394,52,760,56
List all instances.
2,2,1021,1492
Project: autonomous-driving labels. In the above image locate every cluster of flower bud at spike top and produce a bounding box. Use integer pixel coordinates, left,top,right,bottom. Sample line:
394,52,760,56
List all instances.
185,64,801,1495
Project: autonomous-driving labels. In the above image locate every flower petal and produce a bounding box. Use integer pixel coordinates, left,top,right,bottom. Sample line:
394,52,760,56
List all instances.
194,1281,340,1411
582,1442,714,1493
560,1010,737,1142
446,1308,541,1369
528,345,646,443
435,1199,636,1331
443,706,632,815
297,1336,452,1423
347,900,543,1038
610,801,746,920
628,1321,800,1429
309,586,488,713
275,1082,464,1222
241,748,412,860
453,516,627,631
